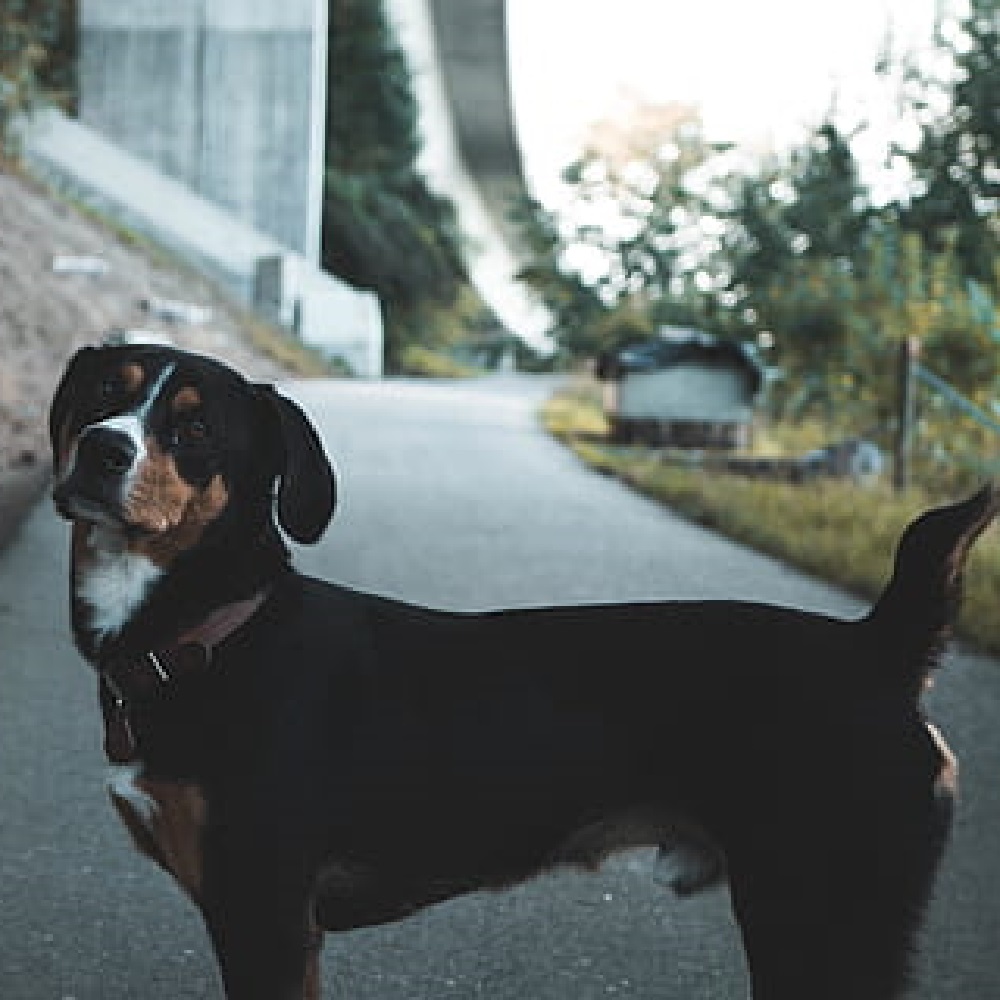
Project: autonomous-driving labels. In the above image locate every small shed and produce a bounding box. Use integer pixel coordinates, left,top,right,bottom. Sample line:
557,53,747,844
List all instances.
597,328,764,448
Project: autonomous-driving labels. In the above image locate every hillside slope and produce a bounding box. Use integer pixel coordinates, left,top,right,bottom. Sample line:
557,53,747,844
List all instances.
0,166,295,548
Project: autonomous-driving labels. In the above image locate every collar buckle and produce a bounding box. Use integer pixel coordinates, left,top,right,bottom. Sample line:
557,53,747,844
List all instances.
95,590,268,764
146,650,170,684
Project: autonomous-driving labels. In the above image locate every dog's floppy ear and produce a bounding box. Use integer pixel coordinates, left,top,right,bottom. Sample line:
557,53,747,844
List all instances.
256,385,336,544
49,345,99,463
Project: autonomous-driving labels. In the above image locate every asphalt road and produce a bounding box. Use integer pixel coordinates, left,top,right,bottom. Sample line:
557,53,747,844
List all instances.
1,373,999,998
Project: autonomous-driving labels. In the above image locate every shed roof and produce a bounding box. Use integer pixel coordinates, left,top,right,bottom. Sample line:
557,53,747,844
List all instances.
597,327,765,395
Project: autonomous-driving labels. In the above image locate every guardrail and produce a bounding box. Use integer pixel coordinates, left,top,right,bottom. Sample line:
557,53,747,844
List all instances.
914,365,1000,435
896,337,1000,491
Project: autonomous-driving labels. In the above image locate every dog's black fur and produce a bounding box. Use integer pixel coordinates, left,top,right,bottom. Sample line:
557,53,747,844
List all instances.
49,343,997,999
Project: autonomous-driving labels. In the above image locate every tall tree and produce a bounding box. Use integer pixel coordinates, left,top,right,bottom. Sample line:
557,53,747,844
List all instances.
784,122,871,261
322,0,466,360
511,100,738,357
562,102,725,309
724,120,870,309
902,0,1000,285
507,191,608,358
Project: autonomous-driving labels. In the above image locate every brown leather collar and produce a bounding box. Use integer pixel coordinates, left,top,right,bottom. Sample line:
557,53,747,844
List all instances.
100,590,269,763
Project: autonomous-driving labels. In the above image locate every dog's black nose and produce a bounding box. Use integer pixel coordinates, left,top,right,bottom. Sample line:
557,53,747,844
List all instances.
76,427,137,477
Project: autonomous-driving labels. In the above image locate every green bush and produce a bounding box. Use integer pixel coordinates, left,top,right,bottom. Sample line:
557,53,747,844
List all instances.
323,0,467,366
0,17,44,146
0,1,75,149
395,344,478,379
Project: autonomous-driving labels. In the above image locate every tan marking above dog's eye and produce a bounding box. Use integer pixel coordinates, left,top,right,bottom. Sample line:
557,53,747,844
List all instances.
96,362,144,404
121,363,145,393
171,386,203,413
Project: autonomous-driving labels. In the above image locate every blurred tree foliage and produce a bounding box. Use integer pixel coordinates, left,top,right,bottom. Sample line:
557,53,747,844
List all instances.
507,190,609,359
752,225,1000,424
322,0,471,366
513,101,730,358
513,0,1000,478
901,0,1000,287
0,0,75,145
725,122,870,299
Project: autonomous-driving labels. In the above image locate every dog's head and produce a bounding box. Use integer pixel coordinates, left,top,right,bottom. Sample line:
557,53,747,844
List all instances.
49,343,336,561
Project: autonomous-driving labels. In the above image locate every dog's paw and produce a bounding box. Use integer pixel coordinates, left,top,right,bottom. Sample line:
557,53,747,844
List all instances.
653,834,726,896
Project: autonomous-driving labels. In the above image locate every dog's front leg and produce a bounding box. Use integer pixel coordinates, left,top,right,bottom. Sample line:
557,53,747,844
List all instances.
200,870,323,1000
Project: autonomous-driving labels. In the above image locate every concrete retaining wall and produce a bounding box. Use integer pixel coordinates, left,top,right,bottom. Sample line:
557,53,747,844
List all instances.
21,109,383,378
79,0,327,262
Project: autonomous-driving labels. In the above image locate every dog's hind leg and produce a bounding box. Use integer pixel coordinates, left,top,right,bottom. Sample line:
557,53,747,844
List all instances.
730,869,914,999
653,829,726,896
728,795,952,1000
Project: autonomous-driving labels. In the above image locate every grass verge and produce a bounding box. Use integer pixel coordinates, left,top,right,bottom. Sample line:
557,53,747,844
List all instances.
542,386,1000,657
394,344,480,379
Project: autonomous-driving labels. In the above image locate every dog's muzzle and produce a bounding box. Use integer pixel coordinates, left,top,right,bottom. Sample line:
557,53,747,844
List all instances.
53,426,138,525
76,426,138,478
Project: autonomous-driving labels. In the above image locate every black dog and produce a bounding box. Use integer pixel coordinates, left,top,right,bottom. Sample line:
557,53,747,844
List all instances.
49,342,996,999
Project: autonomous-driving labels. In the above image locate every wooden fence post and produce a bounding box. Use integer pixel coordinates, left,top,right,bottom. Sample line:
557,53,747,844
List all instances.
893,337,919,493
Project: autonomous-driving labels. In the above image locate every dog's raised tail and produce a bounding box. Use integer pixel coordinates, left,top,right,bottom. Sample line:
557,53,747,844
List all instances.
867,483,999,689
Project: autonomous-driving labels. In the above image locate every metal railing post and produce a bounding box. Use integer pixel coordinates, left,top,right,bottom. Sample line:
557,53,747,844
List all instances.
893,337,920,493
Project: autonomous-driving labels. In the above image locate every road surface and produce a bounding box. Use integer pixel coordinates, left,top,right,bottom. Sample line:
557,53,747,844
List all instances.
1,374,998,998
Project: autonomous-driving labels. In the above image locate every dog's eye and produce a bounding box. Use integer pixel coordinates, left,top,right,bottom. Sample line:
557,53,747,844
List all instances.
171,417,210,447
90,376,127,417
96,376,122,401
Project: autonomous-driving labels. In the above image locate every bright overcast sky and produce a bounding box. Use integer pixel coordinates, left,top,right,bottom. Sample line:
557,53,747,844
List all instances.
507,0,953,206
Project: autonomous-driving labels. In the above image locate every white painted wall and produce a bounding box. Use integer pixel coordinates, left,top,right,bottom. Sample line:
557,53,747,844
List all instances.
617,366,755,422
256,255,383,377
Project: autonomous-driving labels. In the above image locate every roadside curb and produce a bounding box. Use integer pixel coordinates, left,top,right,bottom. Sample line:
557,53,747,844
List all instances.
0,462,51,558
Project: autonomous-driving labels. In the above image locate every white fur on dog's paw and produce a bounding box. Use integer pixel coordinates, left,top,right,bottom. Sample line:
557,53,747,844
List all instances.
653,833,726,896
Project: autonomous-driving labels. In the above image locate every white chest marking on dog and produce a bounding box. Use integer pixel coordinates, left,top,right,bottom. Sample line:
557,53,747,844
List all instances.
107,763,158,828
77,525,163,639
71,366,178,639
